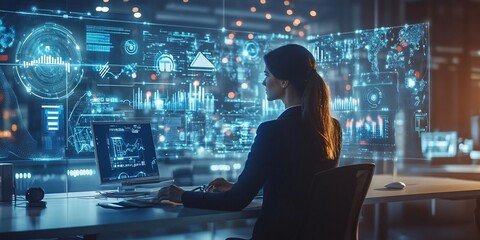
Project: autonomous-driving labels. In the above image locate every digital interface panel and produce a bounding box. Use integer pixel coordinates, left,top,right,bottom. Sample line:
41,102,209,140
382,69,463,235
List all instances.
0,8,429,161
92,122,158,184
308,24,430,158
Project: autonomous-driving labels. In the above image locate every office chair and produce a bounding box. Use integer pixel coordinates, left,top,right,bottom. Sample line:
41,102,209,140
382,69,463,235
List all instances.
226,164,374,240
303,163,375,240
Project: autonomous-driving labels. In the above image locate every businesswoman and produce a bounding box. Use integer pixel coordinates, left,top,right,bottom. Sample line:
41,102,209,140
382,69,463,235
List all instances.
159,44,342,239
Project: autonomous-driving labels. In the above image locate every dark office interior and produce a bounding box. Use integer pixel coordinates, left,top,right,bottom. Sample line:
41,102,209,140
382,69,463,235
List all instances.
1,0,480,239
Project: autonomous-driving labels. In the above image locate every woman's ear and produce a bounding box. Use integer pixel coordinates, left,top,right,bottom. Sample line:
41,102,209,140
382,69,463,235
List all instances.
281,80,289,88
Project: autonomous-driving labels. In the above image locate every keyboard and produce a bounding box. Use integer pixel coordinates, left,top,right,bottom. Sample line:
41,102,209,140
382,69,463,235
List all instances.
99,191,150,198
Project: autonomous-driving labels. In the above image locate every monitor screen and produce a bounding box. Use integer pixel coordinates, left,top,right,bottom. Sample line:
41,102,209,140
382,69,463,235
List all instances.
92,122,159,185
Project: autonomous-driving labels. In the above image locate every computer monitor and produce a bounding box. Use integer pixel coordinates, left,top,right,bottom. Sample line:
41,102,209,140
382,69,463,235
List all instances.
91,121,161,188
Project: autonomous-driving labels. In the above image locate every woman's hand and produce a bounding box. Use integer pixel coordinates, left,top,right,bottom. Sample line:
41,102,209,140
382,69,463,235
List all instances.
158,185,184,203
206,178,233,192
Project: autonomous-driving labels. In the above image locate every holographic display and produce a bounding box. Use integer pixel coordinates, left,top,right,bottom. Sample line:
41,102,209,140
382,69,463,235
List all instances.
0,9,294,160
421,131,457,158
0,8,429,161
41,104,64,151
14,23,83,99
308,24,429,158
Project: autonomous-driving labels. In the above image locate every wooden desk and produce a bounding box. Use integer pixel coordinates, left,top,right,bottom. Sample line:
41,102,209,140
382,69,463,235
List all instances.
2,175,480,239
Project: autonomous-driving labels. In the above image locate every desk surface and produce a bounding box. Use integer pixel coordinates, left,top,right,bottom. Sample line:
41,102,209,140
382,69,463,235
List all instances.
366,174,480,204
3,175,480,239
0,193,260,239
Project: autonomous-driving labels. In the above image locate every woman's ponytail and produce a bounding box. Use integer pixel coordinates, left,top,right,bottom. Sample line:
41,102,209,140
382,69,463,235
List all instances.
302,71,339,160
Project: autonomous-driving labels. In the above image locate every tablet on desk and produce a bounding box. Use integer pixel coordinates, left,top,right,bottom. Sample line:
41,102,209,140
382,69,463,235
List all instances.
98,199,155,209
98,202,132,209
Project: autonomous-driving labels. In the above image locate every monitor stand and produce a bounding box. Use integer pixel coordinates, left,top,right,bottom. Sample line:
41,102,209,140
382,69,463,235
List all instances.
121,178,174,189
101,179,174,198
118,184,137,192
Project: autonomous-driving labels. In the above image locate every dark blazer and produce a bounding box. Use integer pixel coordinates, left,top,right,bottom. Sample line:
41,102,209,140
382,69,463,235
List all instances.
182,106,342,239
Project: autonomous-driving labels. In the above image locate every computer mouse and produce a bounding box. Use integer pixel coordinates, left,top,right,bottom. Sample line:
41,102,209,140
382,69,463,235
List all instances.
384,181,406,189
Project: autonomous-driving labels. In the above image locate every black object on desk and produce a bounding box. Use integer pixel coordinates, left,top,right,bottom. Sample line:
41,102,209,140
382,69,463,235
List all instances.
26,187,47,208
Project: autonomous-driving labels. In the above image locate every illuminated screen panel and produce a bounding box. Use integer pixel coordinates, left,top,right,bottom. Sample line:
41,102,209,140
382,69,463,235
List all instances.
0,9,294,160
91,122,159,185
308,24,430,159
0,8,429,161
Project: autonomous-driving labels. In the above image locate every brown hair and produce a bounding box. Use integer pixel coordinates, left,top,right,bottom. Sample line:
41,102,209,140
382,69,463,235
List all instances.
263,44,340,160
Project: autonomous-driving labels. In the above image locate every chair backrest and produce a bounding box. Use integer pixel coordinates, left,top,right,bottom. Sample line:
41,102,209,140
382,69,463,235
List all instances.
304,163,375,240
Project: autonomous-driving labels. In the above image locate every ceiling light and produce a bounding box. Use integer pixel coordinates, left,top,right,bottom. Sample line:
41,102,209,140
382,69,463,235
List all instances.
248,34,254,39
236,20,243,27
95,6,109,13
250,7,256,12
310,10,317,17
286,9,293,15
298,31,305,37
132,7,139,12
285,26,291,32
265,13,272,19
134,12,142,18
260,0,266,4
293,18,301,26
284,0,290,6
103,0,109,2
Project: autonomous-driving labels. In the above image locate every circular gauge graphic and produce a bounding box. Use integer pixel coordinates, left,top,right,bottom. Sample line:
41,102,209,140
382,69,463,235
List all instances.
123,39,138,55
118,172,129,179
13,23,83,99
243,41,260,58
155,54,175,73
365,87,383,108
